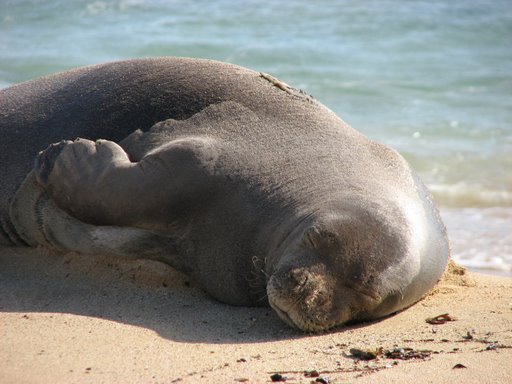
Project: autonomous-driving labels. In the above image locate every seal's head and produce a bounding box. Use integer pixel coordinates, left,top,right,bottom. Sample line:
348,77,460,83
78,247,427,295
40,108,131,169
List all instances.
266,202,418,332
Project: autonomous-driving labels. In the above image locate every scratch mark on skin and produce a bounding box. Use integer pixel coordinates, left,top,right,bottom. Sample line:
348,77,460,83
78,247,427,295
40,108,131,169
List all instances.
259,72,316,103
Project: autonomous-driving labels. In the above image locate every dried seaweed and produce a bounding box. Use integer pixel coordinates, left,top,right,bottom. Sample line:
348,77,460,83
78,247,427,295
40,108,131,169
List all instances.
426,313,456,324
384,348,433,360
349,347,383,360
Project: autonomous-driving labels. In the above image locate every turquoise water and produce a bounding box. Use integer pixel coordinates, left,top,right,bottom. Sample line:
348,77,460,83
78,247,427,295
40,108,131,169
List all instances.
1,0,511,275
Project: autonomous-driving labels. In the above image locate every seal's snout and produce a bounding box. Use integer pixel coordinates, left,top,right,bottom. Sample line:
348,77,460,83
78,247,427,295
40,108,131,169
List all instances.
266,267,344,332
266,261,386,332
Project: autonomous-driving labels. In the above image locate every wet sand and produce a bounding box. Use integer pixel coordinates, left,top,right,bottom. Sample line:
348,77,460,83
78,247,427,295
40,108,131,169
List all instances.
1,247,510,383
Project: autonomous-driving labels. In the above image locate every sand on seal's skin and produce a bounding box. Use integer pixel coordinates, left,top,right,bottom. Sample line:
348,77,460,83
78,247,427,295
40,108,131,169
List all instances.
0,247,511,384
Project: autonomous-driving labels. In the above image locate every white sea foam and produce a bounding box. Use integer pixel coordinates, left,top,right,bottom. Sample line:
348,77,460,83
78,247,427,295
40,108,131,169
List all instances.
83,0,145,15
440,208,512,276
430,183,512,208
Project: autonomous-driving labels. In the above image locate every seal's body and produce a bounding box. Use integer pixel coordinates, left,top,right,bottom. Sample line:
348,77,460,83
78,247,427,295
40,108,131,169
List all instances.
0,58,449,331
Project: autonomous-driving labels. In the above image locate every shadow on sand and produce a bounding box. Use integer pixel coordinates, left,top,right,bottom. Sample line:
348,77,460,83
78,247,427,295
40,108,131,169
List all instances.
0,246,315,344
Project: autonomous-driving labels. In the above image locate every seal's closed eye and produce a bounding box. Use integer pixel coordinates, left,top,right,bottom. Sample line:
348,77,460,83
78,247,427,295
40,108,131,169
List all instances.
302,225,339,251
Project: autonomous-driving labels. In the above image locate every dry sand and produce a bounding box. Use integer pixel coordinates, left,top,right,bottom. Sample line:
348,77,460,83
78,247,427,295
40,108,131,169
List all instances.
1,246,511,384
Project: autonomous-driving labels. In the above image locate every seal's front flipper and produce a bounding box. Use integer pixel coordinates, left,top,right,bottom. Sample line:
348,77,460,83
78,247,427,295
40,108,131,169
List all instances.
33,138,142,225
33,135,219,228
10,172,188,271
34,140,72,185
34,138,135,223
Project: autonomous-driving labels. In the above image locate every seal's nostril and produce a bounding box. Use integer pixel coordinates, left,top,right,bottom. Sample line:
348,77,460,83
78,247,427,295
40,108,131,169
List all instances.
289,269,309,289
316,296,328,307
289,269,300,282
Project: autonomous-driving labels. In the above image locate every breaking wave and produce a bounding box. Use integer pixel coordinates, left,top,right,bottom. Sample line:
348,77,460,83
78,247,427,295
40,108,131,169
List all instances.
429,183,512,208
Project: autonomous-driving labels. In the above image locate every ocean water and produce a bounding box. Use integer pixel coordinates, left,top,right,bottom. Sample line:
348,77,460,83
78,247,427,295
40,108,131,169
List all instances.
1,0,511,275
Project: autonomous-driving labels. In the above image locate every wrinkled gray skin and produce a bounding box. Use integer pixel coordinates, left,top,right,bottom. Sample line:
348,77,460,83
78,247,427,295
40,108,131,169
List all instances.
0,58,449,332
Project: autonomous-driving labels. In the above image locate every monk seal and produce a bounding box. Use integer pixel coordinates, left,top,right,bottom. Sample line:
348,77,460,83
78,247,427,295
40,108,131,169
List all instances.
0,57,449,332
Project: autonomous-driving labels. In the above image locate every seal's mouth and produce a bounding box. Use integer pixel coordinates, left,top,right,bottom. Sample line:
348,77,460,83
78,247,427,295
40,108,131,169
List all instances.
267,299,297,329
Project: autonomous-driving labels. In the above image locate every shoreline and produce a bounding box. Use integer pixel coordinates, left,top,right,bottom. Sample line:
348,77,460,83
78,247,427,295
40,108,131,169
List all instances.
1,247,511,383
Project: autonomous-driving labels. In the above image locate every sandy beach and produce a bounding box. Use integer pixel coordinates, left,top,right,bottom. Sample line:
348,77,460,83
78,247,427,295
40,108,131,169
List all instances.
0,247,510,384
